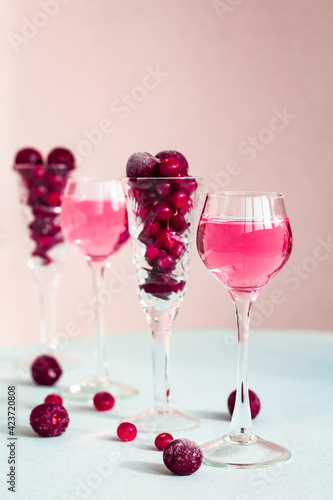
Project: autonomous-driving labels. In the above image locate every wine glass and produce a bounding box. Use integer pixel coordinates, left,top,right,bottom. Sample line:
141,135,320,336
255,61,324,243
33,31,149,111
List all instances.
122,175,202,432
196,191,293,468
60,178,137,400
13,155,77,368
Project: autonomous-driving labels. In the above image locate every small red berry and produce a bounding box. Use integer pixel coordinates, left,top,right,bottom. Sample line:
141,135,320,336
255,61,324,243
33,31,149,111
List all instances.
155,433,174,451
228,389,261,419
117,422,137,441
163,439,203,475
31,355,62,386
93,392,115,412
30,403,69,437
45,394,63,405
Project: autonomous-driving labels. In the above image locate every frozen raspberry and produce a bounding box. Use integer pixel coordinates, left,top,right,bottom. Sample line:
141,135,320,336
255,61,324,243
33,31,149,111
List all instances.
93,392,115,411
45,394,63,405
155,433,173,451
228,389,261,419
155,150,189,175
47,147,75,170
163,439,203,475
31,355,62,386
15,147,43,165
126,152,160,177
30,403,69,437
117,422,137,441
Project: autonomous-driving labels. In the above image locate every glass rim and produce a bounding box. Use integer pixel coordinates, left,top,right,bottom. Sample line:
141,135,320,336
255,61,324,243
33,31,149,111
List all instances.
13,163,73,169
120,174,203,181
206,191,284,199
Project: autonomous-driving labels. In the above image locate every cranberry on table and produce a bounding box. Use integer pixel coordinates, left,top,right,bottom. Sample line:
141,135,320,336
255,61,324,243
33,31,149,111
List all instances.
126,151,160,177
45,394,63,405
228,389,261,419
93,392,115,412
155,433,174,451
31,355,62,386
163,439,203,475
30,403,69,437
117,422,137,442
15,147,43,165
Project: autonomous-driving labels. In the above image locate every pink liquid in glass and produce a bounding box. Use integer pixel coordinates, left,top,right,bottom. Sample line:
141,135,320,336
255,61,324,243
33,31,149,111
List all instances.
60,197,128,262
197,217,292,292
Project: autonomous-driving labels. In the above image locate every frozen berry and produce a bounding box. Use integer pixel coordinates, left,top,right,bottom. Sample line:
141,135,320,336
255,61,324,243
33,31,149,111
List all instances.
163,439,203,475
126,152,160,177
156,180,172,197
30,403,69,437
228,389,261,419
117,422,137,441
15,147,43,165
45,394,63,405
155,433,173,451
156,150,189,175
93,392,115,412
159,158,180,177
31,355,62,386
47,147,75,170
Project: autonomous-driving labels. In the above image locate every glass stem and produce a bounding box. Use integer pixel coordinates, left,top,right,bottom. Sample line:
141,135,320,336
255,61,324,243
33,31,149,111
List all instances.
90,261,109,380
39,279,59,353
146,305,178,409
229,293,255,442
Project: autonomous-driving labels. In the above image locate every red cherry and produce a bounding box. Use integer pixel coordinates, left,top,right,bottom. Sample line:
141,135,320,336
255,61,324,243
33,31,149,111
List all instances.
228,389,261,419
155,433,174,451
45,394,63,405
117,422,137,441
93,392,115,412
170,191,192,214
154,204,174,222
159,158,180,177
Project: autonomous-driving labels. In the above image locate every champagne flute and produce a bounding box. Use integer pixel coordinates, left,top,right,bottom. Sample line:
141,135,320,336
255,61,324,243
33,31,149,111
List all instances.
196,191,293,468
60,177,137,400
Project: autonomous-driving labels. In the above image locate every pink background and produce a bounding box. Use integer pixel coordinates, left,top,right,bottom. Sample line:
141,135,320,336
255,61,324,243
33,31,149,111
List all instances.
1,0,332,348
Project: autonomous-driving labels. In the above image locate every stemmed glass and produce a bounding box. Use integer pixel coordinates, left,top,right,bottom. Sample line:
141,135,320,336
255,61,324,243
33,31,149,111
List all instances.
122,176,202,432
60,178,137,400
196,191,293,468
13,160,75,367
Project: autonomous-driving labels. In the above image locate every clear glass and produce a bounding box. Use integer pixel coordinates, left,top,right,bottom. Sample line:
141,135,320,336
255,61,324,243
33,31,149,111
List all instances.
13,163,77,368
59,177,137,400
196,191,293,468
122,176,202,433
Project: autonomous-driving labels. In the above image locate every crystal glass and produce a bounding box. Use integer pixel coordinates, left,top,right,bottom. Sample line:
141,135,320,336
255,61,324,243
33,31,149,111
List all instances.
60,178,137,400
196,191,293,468
13,162,76,367
122,176,202,432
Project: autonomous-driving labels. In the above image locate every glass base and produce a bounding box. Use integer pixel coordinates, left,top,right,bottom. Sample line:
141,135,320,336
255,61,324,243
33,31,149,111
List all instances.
62,375,138,401
17,351,80,370
201,433,291,469
128,405,201,433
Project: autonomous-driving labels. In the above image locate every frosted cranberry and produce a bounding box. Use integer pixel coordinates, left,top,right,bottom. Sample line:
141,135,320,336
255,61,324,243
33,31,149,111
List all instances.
156,180,172,197
30,403,69,437
159,158,180,177
154,204,173,222
15,147,43,165
163,439,203,475
46,173,65,192
93,392,115,412
228,389,261,419
155,433,174,451
157,252,175,271
45,394,63,405
156,150,189,175
139,190,159,208
46,192,62,207
33,185,47,199
145,245,160,260
170,191,192,214
31,355,62,386
156,228,177,250
170,241,185,258
126,152,160,177
117,422,137,441
47,147,75,170
138,221,160,245
170,213,188,233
